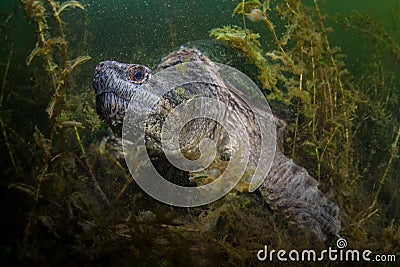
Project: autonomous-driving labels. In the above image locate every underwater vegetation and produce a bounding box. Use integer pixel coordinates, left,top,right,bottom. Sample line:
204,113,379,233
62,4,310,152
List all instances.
211,0,400,248
0,0,399,266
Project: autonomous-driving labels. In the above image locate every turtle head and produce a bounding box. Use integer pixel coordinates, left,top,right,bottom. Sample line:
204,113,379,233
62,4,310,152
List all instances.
93,60,152,124
93,48,207,125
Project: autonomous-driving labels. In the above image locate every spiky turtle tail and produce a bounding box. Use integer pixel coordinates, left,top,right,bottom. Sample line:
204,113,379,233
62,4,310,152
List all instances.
259,151,341,242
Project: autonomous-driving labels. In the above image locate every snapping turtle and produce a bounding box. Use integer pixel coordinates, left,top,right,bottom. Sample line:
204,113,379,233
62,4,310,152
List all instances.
93,47,341,241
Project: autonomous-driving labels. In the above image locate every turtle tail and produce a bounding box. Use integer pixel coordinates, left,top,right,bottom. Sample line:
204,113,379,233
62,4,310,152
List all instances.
259,151,341,242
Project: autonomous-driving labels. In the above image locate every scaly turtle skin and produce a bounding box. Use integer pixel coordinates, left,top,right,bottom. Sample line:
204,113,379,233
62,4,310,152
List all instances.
93,48,341,241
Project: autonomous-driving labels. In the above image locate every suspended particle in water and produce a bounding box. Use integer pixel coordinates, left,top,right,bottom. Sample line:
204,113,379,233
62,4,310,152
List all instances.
247,9,264,22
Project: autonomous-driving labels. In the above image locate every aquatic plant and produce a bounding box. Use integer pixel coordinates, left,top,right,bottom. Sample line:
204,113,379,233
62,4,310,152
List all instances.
211,0,400,250
212,0,355,185
12,0,91,251
335,12,400,244
22,0,88,129
383,222,400,254
338,12,400,68
0,0,399,265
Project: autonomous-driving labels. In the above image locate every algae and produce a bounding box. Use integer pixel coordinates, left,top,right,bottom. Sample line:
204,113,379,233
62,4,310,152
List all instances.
211,0,400,254
0,0,399,266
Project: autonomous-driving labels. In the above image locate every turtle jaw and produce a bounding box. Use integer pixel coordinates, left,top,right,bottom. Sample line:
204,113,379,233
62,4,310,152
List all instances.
96,92,130,124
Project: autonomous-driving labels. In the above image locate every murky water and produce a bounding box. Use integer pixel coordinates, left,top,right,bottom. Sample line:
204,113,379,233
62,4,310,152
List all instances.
0,0,399,265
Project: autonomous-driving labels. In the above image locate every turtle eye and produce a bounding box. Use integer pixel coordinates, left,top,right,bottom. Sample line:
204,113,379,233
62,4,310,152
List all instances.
127,66,149,84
